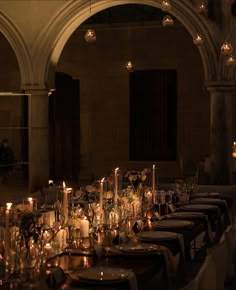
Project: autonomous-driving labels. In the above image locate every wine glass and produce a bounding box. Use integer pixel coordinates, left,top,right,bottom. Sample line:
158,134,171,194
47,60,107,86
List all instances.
103,229,113,263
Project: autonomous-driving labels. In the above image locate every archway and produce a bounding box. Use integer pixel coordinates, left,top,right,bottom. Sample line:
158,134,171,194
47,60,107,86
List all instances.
43,1,217,181
0,12,32,88
29,0,219,88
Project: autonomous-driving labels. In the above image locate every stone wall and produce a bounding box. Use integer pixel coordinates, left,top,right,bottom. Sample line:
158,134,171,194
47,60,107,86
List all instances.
57,22,210,181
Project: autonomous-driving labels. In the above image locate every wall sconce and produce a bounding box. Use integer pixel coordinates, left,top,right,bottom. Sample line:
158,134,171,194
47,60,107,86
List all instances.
221,42,233,56
162,15,174,26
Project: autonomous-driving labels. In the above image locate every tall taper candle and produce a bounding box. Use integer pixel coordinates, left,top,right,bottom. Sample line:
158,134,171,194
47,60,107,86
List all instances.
100,177,105,223
62,181,68,223
28,197,33,211
5,203,12,259
152,164,156,193
114,168,119,204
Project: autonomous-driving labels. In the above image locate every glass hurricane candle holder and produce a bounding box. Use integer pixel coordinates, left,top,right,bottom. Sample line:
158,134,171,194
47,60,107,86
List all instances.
162,15,174,26
221,42,233,56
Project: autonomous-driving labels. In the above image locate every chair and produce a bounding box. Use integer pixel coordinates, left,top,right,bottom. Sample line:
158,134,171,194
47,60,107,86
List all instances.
206,234,228,290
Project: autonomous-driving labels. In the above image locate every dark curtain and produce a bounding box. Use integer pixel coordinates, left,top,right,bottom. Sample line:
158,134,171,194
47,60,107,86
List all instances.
129,69,177,161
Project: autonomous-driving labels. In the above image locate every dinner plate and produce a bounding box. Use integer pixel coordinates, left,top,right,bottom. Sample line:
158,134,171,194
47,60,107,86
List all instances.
73,267,128,282
137,230,178,242
152,219,193,229
190,198,223,203
167,212,205,217
115,243,160,255
179,204,218,210
191,192,220,198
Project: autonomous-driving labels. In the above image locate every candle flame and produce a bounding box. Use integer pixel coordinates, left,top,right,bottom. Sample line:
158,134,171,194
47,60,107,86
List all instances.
101,177,105,182
6,203,12,210
153,164,155,169
28,197,33,202
62,181,66,188
115,167,119,172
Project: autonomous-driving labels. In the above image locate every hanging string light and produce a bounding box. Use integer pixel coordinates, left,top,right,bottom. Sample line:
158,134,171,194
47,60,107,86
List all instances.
85,0,96,43
125,23,134,72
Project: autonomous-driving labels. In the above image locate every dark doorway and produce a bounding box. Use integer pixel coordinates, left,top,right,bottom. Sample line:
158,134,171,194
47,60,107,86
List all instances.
49,72,80,183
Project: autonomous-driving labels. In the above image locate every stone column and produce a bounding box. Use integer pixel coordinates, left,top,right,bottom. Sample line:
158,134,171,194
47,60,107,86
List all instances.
207,83,236,184
25,88,49,192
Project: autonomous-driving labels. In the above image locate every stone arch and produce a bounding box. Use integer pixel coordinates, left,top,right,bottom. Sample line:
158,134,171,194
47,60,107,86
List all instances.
0,12,32,88
32,0,219,88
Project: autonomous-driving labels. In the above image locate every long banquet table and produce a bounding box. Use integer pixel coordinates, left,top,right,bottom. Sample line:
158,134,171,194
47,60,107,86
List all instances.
0,190,233,290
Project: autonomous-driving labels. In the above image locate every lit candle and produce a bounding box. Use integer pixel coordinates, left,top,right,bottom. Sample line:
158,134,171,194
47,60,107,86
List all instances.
193,34,204,46
44,242,53,257
5,202,12,258
114,167,119,205
152,164,156,193
62,181,68,223
100,177,105,223
28,197,33,211
146,191,153,208
80,218,89,238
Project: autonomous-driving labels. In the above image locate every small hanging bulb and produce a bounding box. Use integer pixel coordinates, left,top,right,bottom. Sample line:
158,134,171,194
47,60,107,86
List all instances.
193,34,204,46
85,29,96,43
162,15,174,26
126,61,134,72
161,0,172,12
221,42,233,56
226,55,236,66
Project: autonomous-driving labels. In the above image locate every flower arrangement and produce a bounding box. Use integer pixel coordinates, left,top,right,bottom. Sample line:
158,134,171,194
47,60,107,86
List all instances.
124,168,151,193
